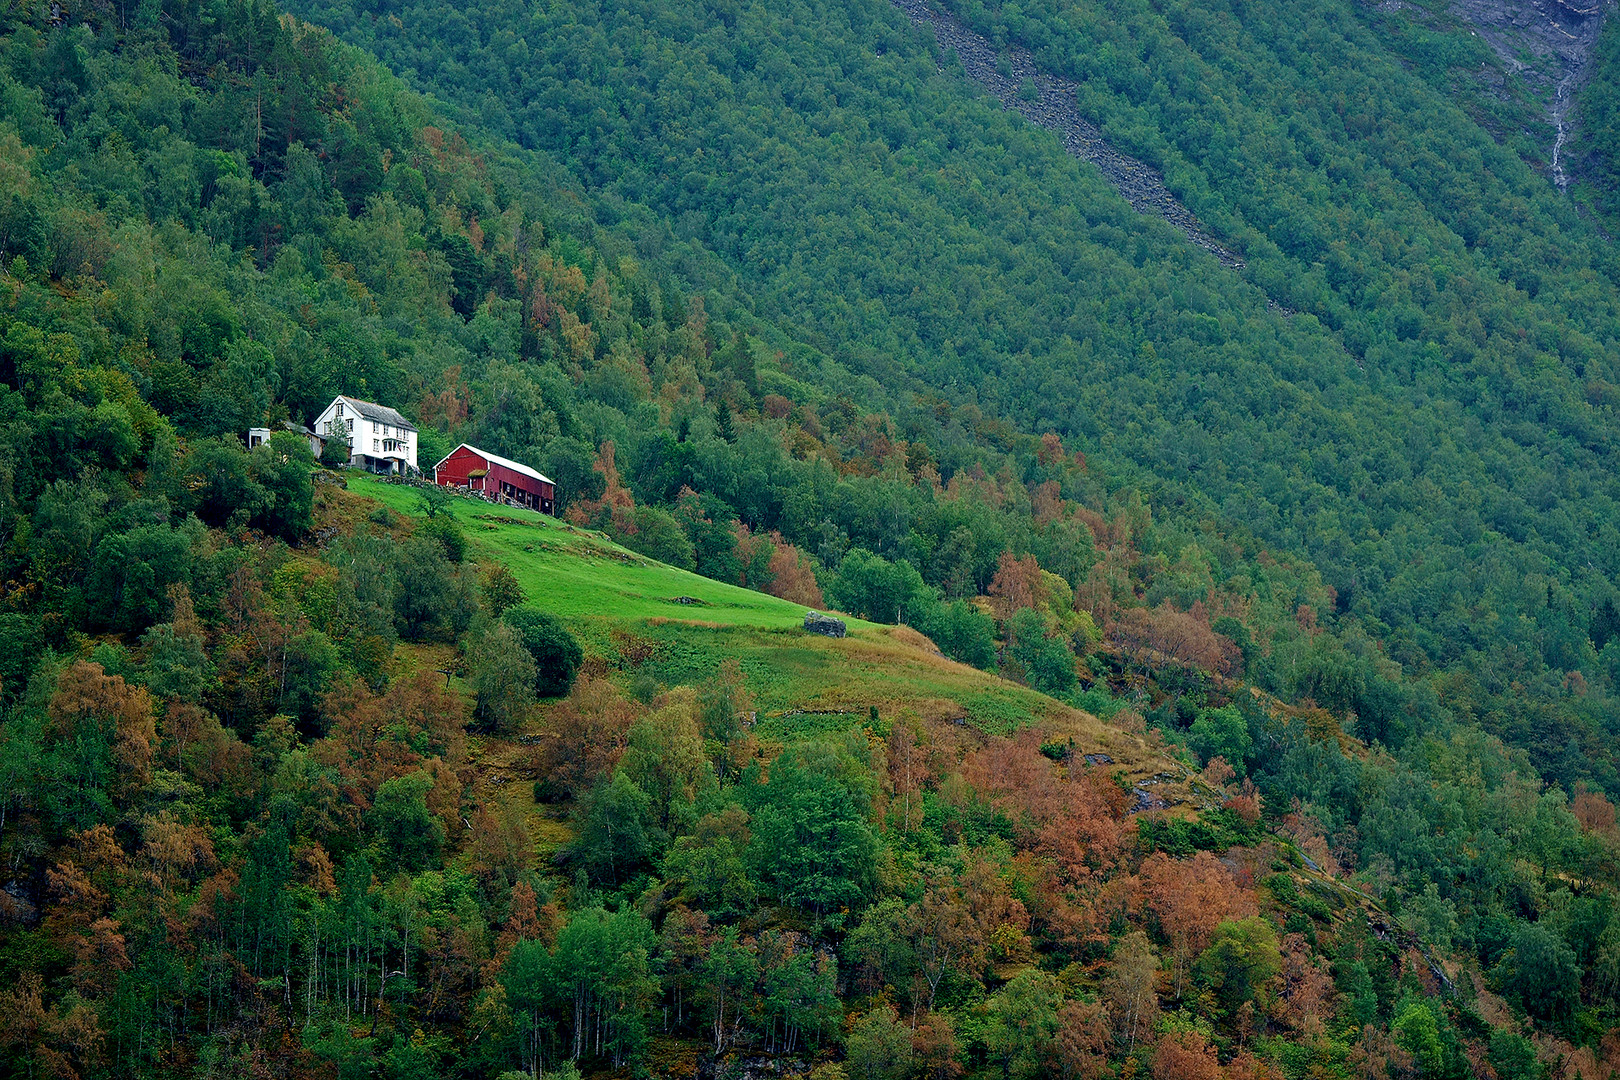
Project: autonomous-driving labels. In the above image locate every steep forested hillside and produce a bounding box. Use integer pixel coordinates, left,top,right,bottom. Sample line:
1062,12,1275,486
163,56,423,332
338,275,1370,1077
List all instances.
2,0,1620,1077
270,0,1620,793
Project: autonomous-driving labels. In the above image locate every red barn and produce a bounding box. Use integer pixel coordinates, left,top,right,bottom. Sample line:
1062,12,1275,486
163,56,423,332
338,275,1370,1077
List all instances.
432,443,556,514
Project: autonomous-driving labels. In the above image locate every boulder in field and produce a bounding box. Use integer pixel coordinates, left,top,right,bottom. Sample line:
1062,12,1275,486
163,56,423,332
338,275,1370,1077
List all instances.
804,611,847,638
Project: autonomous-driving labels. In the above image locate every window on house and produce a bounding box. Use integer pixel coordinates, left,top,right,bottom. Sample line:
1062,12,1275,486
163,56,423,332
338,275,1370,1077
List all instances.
373,440,380,452
336,403,344,417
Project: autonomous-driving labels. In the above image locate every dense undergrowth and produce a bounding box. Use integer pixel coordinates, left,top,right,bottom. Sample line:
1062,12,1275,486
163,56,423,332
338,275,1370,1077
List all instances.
0,0,1618,1077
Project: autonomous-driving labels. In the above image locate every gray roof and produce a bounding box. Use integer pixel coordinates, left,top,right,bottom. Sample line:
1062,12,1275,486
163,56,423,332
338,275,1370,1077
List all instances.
338,396,416,431
250,420,321,437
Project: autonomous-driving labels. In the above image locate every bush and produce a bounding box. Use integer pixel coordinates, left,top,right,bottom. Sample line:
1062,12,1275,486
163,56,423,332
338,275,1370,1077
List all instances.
320,435,352,468
419,513,467,562
503,608,583,698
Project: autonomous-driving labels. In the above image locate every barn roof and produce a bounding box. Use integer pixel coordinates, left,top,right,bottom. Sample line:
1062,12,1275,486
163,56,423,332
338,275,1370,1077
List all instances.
337,395,417,431
434,443,554,487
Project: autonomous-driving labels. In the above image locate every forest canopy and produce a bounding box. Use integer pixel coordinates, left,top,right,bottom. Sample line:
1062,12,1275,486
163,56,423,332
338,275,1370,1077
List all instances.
1,0,1620,1076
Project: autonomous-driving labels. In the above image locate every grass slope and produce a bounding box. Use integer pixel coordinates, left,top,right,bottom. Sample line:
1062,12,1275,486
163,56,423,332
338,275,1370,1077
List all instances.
351,474,816,629
344,474,1169,781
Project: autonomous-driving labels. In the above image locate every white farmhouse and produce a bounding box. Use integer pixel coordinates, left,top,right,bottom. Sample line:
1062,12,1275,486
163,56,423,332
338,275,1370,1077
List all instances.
312,395,419,474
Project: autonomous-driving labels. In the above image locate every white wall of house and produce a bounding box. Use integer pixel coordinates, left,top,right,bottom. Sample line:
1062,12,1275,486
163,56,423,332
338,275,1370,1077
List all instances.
248,426,324,459
312,396,419,473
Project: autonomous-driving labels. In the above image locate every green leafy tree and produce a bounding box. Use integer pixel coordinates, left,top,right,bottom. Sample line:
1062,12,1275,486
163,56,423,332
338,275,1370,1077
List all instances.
393,536,475,640
320,432,353,468
621,504,696,569
502,938,560,1078
0,613,40,702
662,825,757,920
369,772,446,872
1194,916,1282,1019
917,599,997,670
419,513,467,562
551,907,660,1068
569,770,656,885
87,523,199,634
467,620,537,734
746,751,878,914
481,563,526,616
1496,923,1582,1030
543,437,606,513
757,934,840,1053
1487,1030,1545,1080
984,969,1063,1080
251,430,315,538
704,925,758,1053
827,548,934,625
139,622,212,702
1392,1000,1445,1077
1188,706,1253,775
844,1003,912,1080
185,437,270,528
1007,607,1077,695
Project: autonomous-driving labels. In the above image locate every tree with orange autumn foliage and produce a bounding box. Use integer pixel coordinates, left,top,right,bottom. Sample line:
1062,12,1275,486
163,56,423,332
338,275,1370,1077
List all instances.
912,1010,964,1080
530,675,640,800
1150,1029,1223,1080
1275,931,1336,1033
963,733,1132,884
48,661,157,802
1138,850,1258,998
764,535,824,607
0,973,106,1080
1055,999,1111,1080
565,441,636,533
988,552,1045,620
1111,602,1239,676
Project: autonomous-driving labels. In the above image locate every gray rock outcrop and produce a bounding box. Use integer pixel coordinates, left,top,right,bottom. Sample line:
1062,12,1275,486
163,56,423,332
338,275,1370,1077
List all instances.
804,611,847,638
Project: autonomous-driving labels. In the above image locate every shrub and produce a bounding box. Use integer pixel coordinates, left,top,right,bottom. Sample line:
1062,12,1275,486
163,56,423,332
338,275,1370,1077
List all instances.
503,608,584,697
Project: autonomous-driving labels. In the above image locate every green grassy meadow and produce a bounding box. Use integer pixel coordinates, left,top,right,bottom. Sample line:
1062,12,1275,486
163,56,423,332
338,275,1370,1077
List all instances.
345,473,1167,778
349,474,833,628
